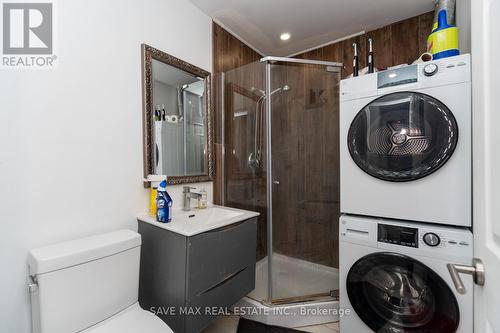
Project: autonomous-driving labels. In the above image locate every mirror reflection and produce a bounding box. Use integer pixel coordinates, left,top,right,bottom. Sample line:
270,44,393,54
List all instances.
152,59,207,176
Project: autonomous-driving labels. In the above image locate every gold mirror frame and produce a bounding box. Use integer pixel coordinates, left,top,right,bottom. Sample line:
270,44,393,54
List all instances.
141,44,213,187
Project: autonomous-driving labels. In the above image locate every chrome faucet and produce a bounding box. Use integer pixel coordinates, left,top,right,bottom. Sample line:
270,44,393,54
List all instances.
183,186,202,211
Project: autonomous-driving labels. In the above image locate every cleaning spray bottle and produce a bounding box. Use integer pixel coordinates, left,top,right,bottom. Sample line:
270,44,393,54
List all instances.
156,179,173,223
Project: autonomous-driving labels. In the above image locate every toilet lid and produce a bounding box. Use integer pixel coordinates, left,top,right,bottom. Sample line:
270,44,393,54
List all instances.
81,303,173,333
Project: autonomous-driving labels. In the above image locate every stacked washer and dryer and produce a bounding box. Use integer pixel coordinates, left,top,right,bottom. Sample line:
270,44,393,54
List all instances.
338,54,472,332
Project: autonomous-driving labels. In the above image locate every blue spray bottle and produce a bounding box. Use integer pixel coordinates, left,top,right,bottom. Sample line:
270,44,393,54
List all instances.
156,180,172,223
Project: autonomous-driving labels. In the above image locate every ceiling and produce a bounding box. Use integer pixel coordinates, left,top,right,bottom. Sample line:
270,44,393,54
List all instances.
190,0,434,56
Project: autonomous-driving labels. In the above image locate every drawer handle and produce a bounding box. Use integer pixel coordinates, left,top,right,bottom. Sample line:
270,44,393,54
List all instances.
197,266,249,296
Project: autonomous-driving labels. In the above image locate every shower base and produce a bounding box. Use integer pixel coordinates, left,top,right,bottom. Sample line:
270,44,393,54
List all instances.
233,254,340,327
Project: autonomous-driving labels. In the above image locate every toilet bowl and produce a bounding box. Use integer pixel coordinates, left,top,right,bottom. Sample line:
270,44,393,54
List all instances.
80,303,168,333
28,229,173,333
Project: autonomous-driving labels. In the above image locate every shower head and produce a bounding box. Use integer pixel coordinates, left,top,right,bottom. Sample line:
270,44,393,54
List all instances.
251,85,291,98
270,85,291,96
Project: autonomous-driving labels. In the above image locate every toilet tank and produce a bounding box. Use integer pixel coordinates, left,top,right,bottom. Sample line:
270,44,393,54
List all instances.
28,230,142,333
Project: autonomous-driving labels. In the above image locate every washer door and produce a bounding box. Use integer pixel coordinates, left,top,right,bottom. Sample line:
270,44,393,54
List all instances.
347,92,458,182
347,253,460,333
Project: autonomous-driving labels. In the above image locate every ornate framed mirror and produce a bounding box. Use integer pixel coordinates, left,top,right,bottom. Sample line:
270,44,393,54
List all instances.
141,44,213,186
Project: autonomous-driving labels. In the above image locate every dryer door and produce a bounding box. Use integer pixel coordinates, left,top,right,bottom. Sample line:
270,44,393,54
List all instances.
347,92,458,182
346,252,460,333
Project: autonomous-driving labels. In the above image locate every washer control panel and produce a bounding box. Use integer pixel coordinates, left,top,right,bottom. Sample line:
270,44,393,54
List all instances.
341,216,473,261
378,224,418,248
340,54,471,103
375,222,470,252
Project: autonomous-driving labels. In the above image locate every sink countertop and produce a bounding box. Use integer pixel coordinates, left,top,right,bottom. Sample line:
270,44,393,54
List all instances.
137,205,260,237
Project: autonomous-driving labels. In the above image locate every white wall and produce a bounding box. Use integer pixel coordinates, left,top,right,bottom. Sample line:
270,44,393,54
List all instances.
0,1,212,332
456,0,471,54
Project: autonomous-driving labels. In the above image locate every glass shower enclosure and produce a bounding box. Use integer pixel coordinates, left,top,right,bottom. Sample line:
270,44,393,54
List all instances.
218,57,342,305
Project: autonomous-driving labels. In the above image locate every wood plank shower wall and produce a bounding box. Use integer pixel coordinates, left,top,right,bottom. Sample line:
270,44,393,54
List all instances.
212,11,434,268
294,11,434,78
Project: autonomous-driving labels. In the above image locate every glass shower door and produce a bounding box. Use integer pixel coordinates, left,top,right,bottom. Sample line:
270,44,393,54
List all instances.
219,61,270,303
220,58,341,305
268,61,341,303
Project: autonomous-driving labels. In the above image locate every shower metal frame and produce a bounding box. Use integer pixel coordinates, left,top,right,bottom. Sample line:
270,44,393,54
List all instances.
260,57,342,304
260,56,343,67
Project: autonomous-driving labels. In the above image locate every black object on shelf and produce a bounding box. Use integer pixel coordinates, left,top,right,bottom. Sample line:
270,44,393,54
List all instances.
352,42,359,77
368,38,374,73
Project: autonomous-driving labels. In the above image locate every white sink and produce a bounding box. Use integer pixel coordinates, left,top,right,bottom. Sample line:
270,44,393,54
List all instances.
137,205,260,236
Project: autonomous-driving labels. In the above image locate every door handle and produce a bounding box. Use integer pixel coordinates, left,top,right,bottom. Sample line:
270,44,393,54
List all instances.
447,258,485,294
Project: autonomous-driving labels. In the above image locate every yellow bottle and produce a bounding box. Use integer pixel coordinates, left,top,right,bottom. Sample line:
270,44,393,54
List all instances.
150,188,158,216
427,9,459,60
146,175,167,216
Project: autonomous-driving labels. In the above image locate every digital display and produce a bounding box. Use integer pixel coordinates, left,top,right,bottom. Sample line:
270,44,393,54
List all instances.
377,65,418,89
378,224,418,248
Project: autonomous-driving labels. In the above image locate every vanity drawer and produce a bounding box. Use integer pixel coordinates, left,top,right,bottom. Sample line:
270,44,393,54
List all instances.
185,264,255,333
186,217,257,301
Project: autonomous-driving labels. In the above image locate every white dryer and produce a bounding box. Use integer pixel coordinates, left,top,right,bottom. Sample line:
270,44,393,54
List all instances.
340,54,471,226
339,215,473,333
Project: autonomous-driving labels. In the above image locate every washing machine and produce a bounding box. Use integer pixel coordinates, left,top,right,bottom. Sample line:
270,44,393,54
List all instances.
339,215,473,333
340,54,471,226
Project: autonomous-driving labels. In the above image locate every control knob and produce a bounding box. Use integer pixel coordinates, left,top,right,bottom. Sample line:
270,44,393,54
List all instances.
424,63,438,76
423,232,441,247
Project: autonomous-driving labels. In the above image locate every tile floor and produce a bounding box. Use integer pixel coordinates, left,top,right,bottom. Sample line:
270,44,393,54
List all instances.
202,315,340,333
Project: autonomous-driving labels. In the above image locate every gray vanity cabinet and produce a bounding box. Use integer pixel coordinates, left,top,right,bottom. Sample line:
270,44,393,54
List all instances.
138,217,257,333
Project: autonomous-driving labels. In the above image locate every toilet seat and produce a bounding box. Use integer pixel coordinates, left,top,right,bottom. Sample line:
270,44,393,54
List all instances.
81,303,173,333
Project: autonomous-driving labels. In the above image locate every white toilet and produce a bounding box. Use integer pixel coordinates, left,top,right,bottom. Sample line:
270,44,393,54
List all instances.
28,229,173,333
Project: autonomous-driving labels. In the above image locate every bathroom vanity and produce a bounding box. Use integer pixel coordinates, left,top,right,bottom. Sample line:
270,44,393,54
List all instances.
137,206,259,333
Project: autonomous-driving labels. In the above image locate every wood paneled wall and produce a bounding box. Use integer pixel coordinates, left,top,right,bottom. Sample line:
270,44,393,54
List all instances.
212,22,262,76
295,11,434,78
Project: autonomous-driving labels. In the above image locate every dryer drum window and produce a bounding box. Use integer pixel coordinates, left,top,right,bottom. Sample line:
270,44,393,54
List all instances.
347,252,460,333
347,92,459,182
